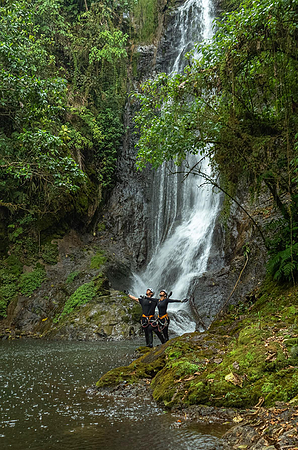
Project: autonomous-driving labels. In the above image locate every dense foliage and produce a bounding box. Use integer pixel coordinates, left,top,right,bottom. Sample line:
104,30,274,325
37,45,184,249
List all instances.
134,0,298,282
0,1,85,215
0,0,133,232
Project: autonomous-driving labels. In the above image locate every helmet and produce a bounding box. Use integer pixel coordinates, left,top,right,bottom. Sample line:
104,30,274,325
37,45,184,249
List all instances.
146,287,154,295
159,289,168,296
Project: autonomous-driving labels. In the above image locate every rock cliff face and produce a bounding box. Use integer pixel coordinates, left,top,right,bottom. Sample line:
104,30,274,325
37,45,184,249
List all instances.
189,196,269,329
95,8,167,279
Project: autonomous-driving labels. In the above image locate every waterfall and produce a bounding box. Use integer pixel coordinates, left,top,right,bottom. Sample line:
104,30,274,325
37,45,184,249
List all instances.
131,0,220,335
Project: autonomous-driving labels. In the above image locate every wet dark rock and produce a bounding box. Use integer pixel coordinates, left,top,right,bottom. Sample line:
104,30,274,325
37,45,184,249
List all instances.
100,380,154,400
135,45,156,81
189,191,270,329
171,404,237,425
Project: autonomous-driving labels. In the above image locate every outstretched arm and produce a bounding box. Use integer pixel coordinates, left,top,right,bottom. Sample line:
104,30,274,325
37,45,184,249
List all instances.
128,294,139,302
168,298,189,303
124,290,139,302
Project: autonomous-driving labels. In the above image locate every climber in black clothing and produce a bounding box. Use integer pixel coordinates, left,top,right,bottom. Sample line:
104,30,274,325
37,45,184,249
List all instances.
127,288,165,347
156,290,188,342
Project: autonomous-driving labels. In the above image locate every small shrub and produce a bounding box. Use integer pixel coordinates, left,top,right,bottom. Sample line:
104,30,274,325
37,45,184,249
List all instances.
19,265,46,297
267,243,298,283
58,281,96,321
0,298,8,317
41,243,59,265
97,222,106,232
90,251,106,269
4,255,23,276
66,271,80,284
0,283,18,317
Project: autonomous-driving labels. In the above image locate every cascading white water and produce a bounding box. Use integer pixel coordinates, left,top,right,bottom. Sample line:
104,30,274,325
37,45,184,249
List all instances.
132,0,220,335
170,0,213,73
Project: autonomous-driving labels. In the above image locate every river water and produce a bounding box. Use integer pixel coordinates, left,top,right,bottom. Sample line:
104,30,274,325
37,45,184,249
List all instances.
0,339,226,449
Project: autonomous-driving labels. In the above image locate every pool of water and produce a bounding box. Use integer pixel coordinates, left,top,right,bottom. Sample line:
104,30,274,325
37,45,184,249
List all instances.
0,339,226,449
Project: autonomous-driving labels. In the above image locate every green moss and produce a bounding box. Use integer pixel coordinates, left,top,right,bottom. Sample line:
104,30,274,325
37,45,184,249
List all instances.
56,281,97,322
129,302,142,322
96,345,167,388
281,305,298,322
165,340,190,360
237,324,269,345
19,265,46,297
171,360,199,377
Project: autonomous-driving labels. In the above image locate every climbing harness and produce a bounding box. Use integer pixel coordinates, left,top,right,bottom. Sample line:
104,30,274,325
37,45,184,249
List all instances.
141,314,155,328
149,317,158,328
157,313,169,331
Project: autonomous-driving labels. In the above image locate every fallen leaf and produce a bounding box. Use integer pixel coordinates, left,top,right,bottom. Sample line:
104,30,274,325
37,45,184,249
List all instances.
233,415,244,423
266,353,276,361
225,372,243,387
214,358,223,364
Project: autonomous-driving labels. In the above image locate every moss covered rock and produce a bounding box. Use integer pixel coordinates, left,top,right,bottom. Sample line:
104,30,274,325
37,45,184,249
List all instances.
96,281,298,410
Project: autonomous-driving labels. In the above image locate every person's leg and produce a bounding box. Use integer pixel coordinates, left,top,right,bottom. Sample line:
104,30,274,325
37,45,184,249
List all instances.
162,325,169,342
153,327,165,344
145,325,153,347
143,327,150,346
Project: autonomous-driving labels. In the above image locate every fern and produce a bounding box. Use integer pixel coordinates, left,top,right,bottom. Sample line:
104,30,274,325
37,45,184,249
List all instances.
268,243,298,282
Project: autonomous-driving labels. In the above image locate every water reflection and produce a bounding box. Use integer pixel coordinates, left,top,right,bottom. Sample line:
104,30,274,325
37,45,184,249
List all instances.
0,340,224,449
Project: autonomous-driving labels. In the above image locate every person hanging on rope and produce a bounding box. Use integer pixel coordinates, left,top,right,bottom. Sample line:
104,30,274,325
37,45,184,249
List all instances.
125,288,165,347
155,290,189,342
